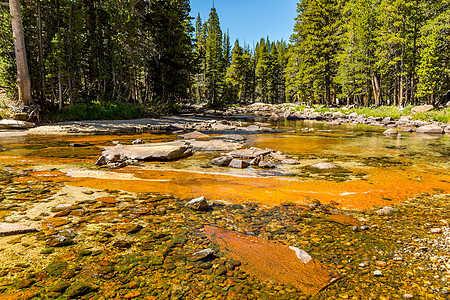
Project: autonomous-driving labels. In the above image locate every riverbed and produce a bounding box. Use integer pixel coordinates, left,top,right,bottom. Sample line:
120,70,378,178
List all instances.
0,119,449,299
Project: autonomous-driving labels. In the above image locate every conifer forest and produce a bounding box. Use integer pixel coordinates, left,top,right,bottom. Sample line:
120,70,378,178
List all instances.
0,0,449,115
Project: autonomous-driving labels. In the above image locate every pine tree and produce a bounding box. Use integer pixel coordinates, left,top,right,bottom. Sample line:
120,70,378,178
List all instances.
254,38,269,102
416,1,450,105
287,0,342,105
335,0,380,106
204,7,223,105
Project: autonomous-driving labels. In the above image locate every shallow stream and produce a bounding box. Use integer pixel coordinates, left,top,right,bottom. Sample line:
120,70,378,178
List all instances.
0,120,449,299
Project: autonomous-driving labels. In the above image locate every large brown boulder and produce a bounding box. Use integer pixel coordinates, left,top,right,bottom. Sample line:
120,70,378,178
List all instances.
411,105,434,115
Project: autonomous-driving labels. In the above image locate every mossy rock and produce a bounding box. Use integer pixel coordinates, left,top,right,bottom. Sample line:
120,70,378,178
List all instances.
45,260,68,277
65,281,98,298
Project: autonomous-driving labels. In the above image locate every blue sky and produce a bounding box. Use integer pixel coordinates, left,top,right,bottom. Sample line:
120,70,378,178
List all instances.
189,0,298,47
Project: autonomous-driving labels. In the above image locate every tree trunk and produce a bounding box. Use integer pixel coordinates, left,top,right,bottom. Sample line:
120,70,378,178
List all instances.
9,0,33,105
372,75,381,107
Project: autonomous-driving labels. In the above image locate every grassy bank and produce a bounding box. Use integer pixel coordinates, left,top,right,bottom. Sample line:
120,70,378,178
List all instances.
46,101,142,122
294,105,450,123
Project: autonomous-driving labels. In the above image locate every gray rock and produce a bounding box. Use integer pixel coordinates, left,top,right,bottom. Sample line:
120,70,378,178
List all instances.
282,159,300,165
383,129,399,136
132,138,144,144
376,206,394,215
445,126,450,133
0,119,34,129
99,141,193,162
227,147,271,159
185,196,209,211
258,161,276,169
416,124,444,134
178,131,209,140
228,159,250,169
310,162,337,170
213,134,246,142
188,140,242,151
191,248,214,261
211,156,233,167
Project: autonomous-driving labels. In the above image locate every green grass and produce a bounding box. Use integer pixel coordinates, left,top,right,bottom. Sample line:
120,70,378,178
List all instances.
291,104,449,123
47,101,142,122
413,108,450,123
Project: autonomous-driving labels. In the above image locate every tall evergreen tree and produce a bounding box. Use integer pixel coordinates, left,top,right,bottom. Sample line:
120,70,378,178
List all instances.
287,0,342,105
204,7,223,105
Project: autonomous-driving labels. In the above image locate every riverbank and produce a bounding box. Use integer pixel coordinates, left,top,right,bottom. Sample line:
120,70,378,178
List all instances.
1,103,449,136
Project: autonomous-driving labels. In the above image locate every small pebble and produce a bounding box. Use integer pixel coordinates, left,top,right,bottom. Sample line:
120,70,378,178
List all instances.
373,270,383,277
403,294,414,299
430,228,442,234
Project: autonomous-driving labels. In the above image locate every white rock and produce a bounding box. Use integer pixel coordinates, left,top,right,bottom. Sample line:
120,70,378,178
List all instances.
373,270,383,277
383,129,399,136
430,228,443,234
289,246,312,264
310,162,337,170
376,206,394,215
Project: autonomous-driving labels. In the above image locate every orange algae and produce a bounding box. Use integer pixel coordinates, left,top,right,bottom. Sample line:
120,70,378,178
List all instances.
203,226,338,296
65,166,450,210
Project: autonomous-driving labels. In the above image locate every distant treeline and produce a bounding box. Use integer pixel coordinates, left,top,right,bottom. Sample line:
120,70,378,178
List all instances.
0,0,449,113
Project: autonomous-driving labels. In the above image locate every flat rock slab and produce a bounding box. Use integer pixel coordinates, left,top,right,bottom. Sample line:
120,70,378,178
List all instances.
203,226,338,296
0,120,34,129
0,223,38,236
187,140,243,152
326,214,360,226
101,141,192,161
213,134,246,142
178,131,210,140
227,147,271,159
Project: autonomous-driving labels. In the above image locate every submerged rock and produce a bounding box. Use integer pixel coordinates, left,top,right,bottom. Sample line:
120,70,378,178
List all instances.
65,281,98,298
213,134,246,142
185,196,209,211
383,129,399,136
0,223,37,236
282,159,300,165
376,206,395,215
258,161,276,169
310,163,338,170
188,139,242,151
204,226,339,296
228,159,250,169
191,248,214,261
